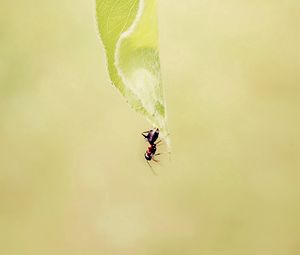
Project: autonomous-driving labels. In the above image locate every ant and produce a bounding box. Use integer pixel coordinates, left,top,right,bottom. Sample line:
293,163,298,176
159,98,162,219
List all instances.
142,128,162,174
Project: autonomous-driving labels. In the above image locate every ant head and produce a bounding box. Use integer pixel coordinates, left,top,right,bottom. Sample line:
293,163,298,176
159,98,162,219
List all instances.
144,153,151,161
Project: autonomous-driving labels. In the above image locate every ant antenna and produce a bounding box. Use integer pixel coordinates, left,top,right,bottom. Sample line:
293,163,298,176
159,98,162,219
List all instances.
146,161,157,175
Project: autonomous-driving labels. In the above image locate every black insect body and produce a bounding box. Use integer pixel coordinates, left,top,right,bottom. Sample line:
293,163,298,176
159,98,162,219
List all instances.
142,128,159,145
142,128,163,174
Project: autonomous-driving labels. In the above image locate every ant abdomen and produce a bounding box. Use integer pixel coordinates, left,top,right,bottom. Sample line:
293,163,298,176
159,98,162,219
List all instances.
142,128,159,145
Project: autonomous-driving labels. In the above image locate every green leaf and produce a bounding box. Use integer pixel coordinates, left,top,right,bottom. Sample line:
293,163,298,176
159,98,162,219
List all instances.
95,0,168,139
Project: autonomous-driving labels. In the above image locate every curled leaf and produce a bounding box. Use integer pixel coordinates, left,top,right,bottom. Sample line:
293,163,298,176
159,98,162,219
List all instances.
95,0,168,140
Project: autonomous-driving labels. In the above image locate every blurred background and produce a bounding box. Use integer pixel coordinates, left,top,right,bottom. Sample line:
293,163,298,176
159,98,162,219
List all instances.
1,0,300,254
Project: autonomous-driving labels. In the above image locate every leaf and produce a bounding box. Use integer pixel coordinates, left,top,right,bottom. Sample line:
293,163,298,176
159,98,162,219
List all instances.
95,0,169,140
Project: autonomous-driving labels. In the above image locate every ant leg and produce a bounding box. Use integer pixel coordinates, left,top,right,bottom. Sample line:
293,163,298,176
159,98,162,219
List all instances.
141,133,149,139
141,130,151,135
152,158,160,164
155,140,164,147
141,130,150,135
146,161,157,175
155,151,171,157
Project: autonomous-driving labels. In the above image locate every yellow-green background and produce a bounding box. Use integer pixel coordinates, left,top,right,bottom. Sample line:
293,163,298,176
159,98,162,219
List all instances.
1,0,299,254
